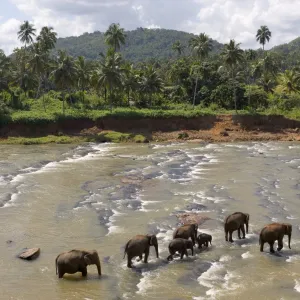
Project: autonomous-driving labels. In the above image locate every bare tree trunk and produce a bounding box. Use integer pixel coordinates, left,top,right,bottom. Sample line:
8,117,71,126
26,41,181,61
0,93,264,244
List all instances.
193,77,198,109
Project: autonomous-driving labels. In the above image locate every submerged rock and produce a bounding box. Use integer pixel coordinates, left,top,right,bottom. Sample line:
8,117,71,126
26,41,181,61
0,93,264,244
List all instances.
176,213,211,226
18,248,40,260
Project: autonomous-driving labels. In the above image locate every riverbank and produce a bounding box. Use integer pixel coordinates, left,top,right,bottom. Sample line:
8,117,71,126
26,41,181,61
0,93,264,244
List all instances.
0,114,299,144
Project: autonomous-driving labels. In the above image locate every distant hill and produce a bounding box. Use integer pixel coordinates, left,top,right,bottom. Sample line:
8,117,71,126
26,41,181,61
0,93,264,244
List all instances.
55,28,223,62
271,37,300,67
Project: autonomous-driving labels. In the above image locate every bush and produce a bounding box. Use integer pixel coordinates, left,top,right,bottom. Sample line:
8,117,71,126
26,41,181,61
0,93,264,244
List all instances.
244,85,268,109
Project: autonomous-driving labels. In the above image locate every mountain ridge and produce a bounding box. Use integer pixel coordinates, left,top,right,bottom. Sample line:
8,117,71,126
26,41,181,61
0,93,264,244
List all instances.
55,28,223,62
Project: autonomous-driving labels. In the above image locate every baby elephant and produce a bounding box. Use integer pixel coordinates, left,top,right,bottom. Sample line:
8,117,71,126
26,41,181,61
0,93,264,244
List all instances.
197,233,212,249
55,249,101,278
167,238,194,261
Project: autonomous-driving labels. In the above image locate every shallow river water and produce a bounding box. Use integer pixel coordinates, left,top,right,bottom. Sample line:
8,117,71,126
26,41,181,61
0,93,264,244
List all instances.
0,142,300,300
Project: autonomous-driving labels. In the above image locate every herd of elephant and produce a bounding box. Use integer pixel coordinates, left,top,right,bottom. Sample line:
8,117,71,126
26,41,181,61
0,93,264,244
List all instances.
55,211,292,278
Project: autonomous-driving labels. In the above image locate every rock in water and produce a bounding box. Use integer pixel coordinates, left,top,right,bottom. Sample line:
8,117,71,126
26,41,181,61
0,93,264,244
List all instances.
18,248,40,260
176,213,211,226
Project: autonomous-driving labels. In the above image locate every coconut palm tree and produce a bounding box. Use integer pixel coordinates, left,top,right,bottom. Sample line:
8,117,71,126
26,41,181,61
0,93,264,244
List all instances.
0,50,11,94
37,26,57,52
256,25,272,52
18,21,36,50
50,51,76,114
172,41,185,56
221,39,244,111
139,65,164,107
189,33,213,108
30,43,48,106
96,50,123,111
276,70,300,94
189,33,213,60
75,56,93,104
122,63,138,106
245,49,257,107
104,23,126,52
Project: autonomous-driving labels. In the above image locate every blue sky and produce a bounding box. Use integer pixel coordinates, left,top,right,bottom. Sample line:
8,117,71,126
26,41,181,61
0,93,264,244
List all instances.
1,0,300,55
1,0,24,21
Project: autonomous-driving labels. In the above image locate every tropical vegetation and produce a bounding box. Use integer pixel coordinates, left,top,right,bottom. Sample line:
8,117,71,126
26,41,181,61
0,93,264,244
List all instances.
1,22,300,125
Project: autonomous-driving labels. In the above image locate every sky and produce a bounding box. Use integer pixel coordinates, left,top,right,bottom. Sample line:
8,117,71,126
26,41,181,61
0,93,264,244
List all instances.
1,0,300,55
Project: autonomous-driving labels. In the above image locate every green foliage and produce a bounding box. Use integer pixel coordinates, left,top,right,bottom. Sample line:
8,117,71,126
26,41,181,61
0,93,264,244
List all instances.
244,85,268,109
0,135,83,145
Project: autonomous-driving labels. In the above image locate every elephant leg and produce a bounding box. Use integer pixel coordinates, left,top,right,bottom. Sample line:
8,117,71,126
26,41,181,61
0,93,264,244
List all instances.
185,249,188,258
167,254,173,261
238,228,241,239
198,243,202,249
205,241,208,247
269,242,275,253
144,249,149,264
58,270,64,278
260,240,264,252
277,239,283,251
136,255,143,262
241,225,246,239
81,267,87,277
127,256,133,268
225,230,228,242
229,231,234,243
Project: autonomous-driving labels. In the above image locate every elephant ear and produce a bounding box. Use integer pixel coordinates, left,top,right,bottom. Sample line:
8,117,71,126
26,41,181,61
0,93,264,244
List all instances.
245,214,250,222
285,224,292,234
84,254,92,265
148,234,156,246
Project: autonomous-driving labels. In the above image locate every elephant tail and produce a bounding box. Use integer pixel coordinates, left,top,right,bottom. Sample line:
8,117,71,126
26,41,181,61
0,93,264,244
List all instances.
55,255,58,275
123,241,130,259
259,233,262,245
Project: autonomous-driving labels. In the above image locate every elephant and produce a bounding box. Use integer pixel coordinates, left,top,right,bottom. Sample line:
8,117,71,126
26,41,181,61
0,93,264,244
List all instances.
173,223,198,246
167,238,194,261
259,223,292,253
197,233,212,249
224,212,249,242
123,234,159,268
55,249,101,278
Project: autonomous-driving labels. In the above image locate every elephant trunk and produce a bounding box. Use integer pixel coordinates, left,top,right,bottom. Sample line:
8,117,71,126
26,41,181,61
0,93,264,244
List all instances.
95,255,101,276
154,244,159,259
246,222,249,234
288,233,291,249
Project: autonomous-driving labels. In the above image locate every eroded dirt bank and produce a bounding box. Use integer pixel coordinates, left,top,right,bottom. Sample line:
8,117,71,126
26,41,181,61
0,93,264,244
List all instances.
1,114,300,142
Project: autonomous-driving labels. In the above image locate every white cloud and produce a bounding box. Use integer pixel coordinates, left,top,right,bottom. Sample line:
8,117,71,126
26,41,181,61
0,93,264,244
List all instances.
1,0,300,54
0,18,22,54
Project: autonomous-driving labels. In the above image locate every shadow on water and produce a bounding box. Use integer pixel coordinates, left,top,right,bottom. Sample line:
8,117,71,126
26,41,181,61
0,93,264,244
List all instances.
59,273,107,282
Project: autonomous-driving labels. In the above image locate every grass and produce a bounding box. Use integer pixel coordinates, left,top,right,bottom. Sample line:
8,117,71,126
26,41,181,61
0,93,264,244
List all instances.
0,132,149,145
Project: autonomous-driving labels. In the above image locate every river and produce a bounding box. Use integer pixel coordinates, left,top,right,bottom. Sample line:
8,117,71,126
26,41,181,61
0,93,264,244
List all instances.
0,142,300,300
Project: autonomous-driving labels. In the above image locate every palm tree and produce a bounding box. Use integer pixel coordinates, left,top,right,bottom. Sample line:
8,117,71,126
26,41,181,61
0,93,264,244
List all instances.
189,33,213,108
0,50,11,95
276,70,300,94
172,41,185,56
122,63,138,106
18,21,36,50
104,23,126,52
30,43,48,107
37,26,57,52
75,56,93,104
189,33,213,60
245,49,257,107
256,25,271,74
221,39,244,111
139,65,164,107
96,50,123,111
256,25,272,52
50,51,76,114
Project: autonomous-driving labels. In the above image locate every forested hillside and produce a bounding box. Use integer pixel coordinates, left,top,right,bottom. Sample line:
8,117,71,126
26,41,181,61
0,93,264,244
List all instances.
55,28,223,62
270,37,300,68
